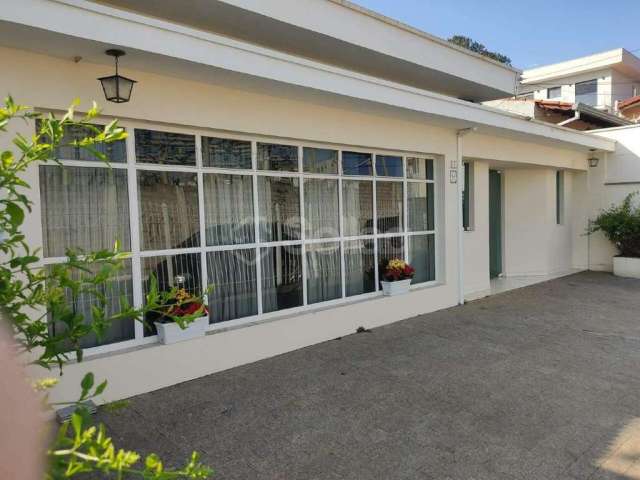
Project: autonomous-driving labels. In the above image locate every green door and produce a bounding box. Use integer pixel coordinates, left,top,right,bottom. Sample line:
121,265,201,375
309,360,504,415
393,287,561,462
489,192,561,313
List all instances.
489,170,502,279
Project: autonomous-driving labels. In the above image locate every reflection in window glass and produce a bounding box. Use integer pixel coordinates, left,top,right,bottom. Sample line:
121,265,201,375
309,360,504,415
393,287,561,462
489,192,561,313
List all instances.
261,245,303,313
304,179,339,239
575,79,598,106
376,155,403,177
257,143,298,172
203,174,254,246
135,129,196,166
303,147,338,174
342,180,373,236
344,240,375,297
409,234,435,284
137,171,200,251
408,183,434,232
306,242,341,304
202,137,252,169
39,122,127,163
342,151,373,176
376,181,404,234
378,236,404,271
40,166,130,257
257,176,301,242
142,253,202,335
207,249,257,323
48,260,134,349
407,157,434,180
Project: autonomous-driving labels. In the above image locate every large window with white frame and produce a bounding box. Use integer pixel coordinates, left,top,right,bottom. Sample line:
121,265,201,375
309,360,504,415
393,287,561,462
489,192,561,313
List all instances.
39,122,440,353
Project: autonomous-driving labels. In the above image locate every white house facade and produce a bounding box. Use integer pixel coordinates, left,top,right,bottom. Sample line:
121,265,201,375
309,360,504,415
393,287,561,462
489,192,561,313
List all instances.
520,49,640,114
1,0,623,403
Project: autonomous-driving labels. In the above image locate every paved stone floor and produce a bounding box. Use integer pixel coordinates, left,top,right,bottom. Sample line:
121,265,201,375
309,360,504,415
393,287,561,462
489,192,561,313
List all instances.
95,272,640,479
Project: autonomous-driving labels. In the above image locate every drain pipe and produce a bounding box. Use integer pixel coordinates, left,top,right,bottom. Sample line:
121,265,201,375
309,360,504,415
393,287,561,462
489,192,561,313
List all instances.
456,127,477,305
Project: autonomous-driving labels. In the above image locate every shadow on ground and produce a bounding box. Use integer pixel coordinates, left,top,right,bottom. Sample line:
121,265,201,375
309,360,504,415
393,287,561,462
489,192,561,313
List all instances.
94,272,640,479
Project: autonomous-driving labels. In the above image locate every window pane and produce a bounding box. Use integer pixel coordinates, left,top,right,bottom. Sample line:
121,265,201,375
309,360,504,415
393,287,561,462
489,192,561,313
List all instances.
203,174,254,246
575,79,597,106
306,242,342,304
547,86,562,99
303,147,338,174
257,176,301,242
38,122,127,163
376,181,404,234
342,180,373,236
40,166,130,257
137,171,200,251
135,129,196,166
463,163,470,230
408,183,434,232
378,236,404,279
142,253,202,336
202,137,252,169
407,157,434,180
342,151,373,176
48,260,134,349
344,239,375,297
261,245,303,313
409,234,435,284
257,143,298,171
304,178,339,239
206,249,257,324
376,155,403,177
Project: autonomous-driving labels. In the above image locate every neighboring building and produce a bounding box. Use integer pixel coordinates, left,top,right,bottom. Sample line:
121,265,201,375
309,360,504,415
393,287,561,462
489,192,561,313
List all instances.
520,48,640,114
484,98,632,130
618,95,640,122
1,0,629,403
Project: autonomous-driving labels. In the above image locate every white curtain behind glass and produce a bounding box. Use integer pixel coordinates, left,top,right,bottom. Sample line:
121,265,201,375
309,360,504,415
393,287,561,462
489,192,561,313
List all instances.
39,166,130,257
306,243,341,304
203,174,254,246
304,179,339,239
207,250,257,323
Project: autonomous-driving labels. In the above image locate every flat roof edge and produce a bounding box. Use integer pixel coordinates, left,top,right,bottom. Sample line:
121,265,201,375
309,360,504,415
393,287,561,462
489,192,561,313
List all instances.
326,0,520,74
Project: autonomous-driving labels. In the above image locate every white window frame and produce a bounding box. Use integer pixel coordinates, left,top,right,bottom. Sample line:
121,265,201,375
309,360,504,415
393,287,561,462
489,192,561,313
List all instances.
38,119,442,357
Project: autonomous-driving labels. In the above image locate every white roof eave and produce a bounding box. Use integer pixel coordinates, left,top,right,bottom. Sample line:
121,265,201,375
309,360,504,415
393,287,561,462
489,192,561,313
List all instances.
3,0,616,153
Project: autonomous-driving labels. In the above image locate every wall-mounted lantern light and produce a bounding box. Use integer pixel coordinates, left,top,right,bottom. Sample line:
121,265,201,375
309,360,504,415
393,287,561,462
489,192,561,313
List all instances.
588,150,600,168
98,49,137,103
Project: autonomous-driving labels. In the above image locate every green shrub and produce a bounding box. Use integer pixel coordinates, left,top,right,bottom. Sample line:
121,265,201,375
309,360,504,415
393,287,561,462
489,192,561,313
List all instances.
590,193,640,258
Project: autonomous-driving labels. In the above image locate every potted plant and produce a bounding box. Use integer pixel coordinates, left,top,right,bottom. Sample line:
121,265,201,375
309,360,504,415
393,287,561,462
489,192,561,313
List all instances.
589,192,640,279
154,282,209,345
380,258,415,296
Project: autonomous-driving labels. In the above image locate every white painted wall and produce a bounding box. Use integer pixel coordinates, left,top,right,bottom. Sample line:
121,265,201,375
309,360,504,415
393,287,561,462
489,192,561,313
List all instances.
573,125,640,271
532,69,612,111
0,45,593,403
502,168,574,276
463,160,490,297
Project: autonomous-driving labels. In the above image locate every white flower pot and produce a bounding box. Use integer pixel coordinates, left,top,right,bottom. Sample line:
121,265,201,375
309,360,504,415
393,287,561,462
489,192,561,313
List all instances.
155,315,209,345
380,279,412,296
613,256,640,279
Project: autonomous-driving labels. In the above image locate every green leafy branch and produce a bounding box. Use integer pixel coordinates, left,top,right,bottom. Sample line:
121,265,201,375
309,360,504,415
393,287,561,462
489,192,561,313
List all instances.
0,97,214,479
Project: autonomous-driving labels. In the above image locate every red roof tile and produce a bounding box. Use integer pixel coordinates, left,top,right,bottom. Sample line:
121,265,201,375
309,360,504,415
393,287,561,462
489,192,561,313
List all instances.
619,95,640,110
535,100,574,112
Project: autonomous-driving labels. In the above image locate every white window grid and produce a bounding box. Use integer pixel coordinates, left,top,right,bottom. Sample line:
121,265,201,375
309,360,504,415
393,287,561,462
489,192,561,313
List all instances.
40,121,440,356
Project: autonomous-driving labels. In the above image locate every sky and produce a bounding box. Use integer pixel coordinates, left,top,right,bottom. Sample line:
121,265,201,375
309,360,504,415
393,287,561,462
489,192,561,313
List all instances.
354,0,640,69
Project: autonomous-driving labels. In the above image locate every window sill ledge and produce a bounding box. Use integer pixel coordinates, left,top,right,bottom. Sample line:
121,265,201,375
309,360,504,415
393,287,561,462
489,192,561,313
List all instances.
72,280,445,363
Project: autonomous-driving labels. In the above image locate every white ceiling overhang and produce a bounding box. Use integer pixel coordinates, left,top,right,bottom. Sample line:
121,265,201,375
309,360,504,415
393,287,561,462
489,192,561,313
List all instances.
0,0,616,153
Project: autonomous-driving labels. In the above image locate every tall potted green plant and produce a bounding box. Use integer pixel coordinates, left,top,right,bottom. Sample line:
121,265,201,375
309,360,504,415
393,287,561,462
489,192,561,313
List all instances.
589,192,640,278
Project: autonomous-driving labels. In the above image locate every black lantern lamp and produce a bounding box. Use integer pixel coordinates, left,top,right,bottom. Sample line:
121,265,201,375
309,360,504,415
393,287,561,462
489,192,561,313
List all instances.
98,49,137,103
588,149,600,168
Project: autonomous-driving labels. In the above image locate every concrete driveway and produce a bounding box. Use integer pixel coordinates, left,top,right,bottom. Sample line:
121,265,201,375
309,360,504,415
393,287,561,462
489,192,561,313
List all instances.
95,272,640,479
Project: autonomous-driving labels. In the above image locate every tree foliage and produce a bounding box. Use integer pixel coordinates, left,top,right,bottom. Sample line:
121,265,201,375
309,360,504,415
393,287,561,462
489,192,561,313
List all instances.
448,35,512,66
0,97,213,479
589,192,640,258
